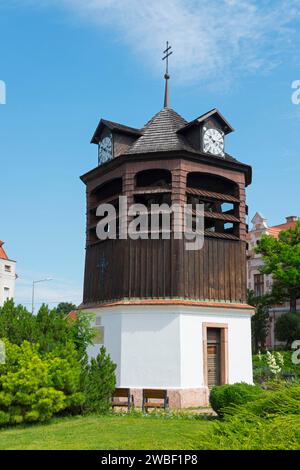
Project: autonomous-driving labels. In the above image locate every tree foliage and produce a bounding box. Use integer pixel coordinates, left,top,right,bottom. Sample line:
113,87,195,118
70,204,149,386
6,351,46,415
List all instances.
0,300,95,358
55,302,77,317
36,304,69,353
66,311,96,362
256,220,300,311
275,313,300,348
0,300,36,345
248,290,271,352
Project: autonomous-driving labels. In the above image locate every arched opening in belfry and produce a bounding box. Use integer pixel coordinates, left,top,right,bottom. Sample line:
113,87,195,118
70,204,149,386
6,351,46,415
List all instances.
187,172,238,196
186,172,240,238
91,177,123,203
135,169,172,189
134,169,172,237
88,177,123,244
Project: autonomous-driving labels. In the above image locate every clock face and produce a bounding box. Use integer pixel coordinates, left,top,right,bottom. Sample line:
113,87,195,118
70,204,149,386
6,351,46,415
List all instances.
203,128,224,157
99,135,112,164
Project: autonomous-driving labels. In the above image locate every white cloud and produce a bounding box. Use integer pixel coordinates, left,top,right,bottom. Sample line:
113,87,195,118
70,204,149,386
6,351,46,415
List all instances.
5,0,300,83
53,0,300,84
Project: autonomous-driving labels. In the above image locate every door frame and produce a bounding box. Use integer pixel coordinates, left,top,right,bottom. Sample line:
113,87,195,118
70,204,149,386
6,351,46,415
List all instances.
203,323,228,387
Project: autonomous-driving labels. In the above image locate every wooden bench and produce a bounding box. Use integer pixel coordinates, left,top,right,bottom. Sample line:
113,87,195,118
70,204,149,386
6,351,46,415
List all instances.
142,389,169,413
111,388,134,412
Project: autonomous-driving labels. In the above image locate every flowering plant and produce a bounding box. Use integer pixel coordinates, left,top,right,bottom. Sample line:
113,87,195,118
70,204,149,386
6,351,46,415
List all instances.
266,351,284,376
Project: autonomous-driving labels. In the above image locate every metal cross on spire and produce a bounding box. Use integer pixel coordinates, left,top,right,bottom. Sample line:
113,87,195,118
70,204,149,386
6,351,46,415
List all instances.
162,41,173,108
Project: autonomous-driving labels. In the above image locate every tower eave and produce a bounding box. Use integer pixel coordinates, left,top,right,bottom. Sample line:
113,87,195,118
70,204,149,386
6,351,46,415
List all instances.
80,148,252,186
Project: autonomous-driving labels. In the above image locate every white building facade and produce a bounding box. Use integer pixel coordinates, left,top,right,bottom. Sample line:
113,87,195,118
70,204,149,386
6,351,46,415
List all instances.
0,240,16,307
86,302,253,407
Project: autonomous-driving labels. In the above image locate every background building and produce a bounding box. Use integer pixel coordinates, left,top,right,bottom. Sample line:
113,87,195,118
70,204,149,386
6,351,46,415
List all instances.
0,240,16,307
247,213,299,348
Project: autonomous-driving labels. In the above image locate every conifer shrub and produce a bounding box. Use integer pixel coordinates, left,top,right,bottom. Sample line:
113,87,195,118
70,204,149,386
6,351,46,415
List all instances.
0,339,85,426
245,383,300,417
83,346,117,414
197,409,300,450
209,383,263,417
200,384,300,450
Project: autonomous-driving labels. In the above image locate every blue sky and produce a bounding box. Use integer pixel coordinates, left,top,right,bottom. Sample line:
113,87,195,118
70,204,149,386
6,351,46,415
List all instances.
0,0,300,309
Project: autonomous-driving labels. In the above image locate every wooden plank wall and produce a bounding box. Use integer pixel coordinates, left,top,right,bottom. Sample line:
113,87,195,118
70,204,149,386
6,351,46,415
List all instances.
83,238,247,305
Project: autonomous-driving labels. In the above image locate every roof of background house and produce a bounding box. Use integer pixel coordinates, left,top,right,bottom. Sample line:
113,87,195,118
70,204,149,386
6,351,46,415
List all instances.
248,216,298,243
66,310,77,321
267,220,298,239
0,241,8,260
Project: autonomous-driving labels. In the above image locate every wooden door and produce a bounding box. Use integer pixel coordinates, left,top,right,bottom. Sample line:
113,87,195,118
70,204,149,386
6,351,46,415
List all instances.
207,328,221,389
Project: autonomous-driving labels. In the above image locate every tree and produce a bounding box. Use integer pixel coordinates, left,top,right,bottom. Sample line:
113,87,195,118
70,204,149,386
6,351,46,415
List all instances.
66,311,96,362
36,304,69,353
256,220,300,312
275,313,300,348
0,299,36,345
55,302,77,317
0,301,95,359
248,290,271,352
84,347,116,414
36,306,95,358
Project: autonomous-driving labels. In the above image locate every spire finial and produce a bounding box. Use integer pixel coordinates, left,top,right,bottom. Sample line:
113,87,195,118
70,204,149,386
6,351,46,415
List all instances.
162,41,173,108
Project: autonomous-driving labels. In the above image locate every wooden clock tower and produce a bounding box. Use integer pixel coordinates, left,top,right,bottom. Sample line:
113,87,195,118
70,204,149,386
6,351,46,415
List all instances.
80,55,254,407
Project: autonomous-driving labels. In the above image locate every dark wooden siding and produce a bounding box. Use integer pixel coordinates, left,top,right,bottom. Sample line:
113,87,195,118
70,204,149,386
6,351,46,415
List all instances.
83,238,247,305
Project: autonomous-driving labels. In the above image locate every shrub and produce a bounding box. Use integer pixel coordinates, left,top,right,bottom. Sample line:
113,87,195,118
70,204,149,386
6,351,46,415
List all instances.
245,383,300,417
84,346,116,414
0,339,85,426
197,409,300,450
199,384,300,450
209,383,263,417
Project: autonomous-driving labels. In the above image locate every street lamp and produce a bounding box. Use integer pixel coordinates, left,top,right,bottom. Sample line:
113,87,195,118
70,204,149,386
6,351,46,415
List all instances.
31,278,53,314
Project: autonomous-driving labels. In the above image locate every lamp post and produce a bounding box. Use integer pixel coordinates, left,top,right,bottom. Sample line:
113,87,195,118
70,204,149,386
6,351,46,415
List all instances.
31,278,53,314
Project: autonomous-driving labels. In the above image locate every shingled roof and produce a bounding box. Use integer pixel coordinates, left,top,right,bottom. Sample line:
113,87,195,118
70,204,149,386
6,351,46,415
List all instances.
125,108,196,155
82,107,252,186
91,119,142,144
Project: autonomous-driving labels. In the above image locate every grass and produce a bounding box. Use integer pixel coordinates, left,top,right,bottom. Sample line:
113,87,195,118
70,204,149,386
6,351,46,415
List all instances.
0,413,212,450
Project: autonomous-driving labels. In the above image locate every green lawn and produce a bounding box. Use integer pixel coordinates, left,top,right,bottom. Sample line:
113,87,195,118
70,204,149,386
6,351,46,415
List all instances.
0,414,212,450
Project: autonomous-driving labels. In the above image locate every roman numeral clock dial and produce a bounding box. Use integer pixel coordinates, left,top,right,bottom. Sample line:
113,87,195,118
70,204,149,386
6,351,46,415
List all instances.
203,127,225,157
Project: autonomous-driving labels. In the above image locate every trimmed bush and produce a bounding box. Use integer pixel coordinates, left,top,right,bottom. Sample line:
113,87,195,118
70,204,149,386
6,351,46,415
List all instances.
209,383,263,416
